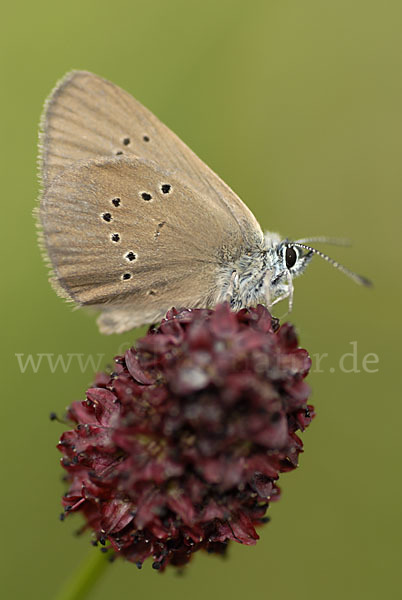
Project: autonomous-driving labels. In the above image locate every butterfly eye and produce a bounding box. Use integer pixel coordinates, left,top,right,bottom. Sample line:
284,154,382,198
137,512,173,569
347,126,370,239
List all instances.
285,246,297,269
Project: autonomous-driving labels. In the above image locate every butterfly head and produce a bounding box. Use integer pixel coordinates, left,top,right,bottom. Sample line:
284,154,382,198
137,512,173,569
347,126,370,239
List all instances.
265,238,312,312
265,234,372,313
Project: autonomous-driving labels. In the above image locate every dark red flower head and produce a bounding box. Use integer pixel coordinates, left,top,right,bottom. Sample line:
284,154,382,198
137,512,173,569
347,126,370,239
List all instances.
58,304,314,570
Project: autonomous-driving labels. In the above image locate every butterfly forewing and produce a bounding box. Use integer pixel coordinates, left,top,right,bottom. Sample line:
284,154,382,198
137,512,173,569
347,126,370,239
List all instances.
38,71,265,332
40,71,263,247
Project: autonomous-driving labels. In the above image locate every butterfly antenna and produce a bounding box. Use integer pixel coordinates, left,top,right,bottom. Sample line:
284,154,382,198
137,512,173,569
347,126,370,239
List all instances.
292,243,372,287
294,236,351,247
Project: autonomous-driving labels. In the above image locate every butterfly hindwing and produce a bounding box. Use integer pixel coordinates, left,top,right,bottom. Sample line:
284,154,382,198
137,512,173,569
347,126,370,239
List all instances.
40,155,249,331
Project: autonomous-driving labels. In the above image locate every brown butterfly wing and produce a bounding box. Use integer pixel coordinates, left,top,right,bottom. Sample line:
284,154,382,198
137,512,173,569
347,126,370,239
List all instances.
40,156,247,332
39,70,263,248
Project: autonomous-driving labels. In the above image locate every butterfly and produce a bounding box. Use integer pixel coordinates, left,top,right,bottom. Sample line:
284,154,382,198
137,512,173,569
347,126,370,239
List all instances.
37,71,371,333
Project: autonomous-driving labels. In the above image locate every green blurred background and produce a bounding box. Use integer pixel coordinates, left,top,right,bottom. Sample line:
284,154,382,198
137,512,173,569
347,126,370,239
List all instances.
2,1,401,598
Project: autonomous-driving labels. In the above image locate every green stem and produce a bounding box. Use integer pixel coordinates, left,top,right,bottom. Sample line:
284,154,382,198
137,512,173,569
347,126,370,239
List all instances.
55,548,111,600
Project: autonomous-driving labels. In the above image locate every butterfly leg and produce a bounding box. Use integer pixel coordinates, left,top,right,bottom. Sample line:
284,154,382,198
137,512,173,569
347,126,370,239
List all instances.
225,269,238,303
